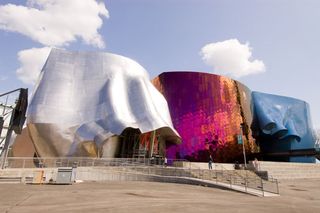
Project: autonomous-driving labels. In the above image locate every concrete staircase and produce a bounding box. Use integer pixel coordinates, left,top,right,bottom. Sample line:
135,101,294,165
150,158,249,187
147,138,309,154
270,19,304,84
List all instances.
256,161,320,180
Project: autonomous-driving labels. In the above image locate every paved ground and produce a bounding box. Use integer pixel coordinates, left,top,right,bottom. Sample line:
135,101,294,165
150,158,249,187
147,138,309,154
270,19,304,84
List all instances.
0,179,320,213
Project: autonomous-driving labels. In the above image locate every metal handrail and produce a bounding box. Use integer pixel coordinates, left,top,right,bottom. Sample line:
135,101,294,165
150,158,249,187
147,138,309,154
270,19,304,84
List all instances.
3,157,279,196
4,157,187,169
208,163,279,196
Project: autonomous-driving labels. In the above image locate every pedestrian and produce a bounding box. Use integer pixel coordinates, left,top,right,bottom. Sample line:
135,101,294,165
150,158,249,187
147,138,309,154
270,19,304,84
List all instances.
208,155,213,170
72,161,78,182
254,158,260,171
234,161,240,170
164,157,168,167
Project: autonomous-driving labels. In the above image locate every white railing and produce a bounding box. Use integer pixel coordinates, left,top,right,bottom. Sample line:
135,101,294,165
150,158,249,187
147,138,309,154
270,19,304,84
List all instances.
2,157,279,196
3,157,188,169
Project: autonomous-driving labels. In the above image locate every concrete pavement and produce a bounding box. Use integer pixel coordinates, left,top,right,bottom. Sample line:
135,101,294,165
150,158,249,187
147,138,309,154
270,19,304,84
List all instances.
0,179,319,213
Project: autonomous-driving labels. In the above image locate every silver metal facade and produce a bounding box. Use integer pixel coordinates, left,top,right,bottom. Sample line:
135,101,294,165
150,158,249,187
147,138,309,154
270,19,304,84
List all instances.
27,49,180,157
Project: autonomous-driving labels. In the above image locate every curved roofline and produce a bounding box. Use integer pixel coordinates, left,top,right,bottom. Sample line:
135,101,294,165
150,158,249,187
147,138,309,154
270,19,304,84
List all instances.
156,70,250,90
252,91,310,105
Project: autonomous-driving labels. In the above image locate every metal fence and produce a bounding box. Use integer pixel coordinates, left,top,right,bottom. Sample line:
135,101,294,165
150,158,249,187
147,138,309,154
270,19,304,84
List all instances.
2,157,279,196
3,157,186,168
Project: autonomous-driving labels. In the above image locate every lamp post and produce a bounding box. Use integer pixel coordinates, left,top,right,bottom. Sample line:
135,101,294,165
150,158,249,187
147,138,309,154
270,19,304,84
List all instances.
240,124,247,169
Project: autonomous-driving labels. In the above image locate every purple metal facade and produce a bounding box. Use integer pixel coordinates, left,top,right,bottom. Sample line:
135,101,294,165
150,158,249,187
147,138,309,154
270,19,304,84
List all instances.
152,72,257,162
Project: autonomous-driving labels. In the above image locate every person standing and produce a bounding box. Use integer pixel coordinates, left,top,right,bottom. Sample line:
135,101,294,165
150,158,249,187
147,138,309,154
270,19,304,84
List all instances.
208,155,213,170
164,157,168,167
254,158,260,171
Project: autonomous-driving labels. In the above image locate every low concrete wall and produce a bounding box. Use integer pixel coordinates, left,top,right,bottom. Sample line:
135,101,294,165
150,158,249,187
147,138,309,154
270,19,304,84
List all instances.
72,167,233,192
173,162,235,170
249,161,320,180
6,160,319,182
0,167,226,187
0,168,57,183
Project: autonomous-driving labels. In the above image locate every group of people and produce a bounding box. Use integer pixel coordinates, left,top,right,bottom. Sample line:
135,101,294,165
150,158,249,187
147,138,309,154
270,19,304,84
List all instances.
208,155,260,171
150,156,168,167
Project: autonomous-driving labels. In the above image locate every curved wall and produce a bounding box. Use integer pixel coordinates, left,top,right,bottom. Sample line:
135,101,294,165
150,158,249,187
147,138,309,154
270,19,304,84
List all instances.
152,72,258,163
252,92,316,161
19,49,316,163
27,49,180,157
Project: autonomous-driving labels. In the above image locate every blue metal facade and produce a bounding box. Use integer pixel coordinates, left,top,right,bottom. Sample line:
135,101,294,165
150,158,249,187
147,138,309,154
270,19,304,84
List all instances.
252,92,316,162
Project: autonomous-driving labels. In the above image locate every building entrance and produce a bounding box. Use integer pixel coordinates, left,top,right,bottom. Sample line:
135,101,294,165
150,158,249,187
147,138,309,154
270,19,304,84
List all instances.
119,128,165,159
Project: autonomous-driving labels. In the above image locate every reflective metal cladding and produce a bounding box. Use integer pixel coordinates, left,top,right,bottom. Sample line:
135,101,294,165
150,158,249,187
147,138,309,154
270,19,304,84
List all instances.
152,72,316,163
25,49,316,163
152,72,258,163
27,49,180,157
252,92,316,161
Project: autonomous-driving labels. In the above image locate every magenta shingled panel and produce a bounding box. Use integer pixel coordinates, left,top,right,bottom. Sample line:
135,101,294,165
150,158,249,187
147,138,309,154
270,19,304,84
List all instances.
152,72,257,163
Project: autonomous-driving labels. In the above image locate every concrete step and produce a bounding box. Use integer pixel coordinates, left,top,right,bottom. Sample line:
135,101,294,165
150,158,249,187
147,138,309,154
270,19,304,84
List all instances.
253,161,320,180
0,177,22,184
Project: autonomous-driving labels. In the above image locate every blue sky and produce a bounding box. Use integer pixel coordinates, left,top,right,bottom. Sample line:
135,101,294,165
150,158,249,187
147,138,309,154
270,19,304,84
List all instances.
0,0,319,128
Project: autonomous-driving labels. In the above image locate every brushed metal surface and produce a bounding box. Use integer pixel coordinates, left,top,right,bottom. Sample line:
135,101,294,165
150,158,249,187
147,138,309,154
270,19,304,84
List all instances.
27,49,180,157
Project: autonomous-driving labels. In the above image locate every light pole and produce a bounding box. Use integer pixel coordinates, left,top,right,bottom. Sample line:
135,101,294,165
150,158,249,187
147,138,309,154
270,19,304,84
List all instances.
240,124,247,169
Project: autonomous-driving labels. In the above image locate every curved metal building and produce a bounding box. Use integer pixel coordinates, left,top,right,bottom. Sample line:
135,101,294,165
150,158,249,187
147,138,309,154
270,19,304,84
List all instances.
152,72,258,163
252,92,316,162
14,49,316,163
152,72,316,163
27,49,180,157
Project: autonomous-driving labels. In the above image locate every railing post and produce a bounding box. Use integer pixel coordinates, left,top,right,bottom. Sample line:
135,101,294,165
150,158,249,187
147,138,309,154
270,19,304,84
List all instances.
261,178,264,197
216,170,217,184
245,178,247,192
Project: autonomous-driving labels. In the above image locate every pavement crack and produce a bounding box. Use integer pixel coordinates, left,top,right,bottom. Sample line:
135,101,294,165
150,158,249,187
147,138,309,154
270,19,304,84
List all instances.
5,193,32,212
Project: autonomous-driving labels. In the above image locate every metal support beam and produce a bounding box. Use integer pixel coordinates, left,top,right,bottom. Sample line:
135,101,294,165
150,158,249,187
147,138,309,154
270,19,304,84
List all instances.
0,129,13,169
1,112,14,169
149,130,156,158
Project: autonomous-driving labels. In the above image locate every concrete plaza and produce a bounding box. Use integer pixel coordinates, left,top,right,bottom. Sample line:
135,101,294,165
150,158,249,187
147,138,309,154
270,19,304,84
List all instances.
1,179,320,213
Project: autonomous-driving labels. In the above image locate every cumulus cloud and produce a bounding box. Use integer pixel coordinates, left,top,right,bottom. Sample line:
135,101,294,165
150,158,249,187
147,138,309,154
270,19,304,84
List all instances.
0,0,109,48
200,39,265,78
16,47,51,85
0,0,109,85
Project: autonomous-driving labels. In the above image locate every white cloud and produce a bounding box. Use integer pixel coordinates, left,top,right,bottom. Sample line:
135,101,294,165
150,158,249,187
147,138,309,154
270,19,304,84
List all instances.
200,39,265,78
0,0,109,48
16,47,51,85
0,0,109,85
